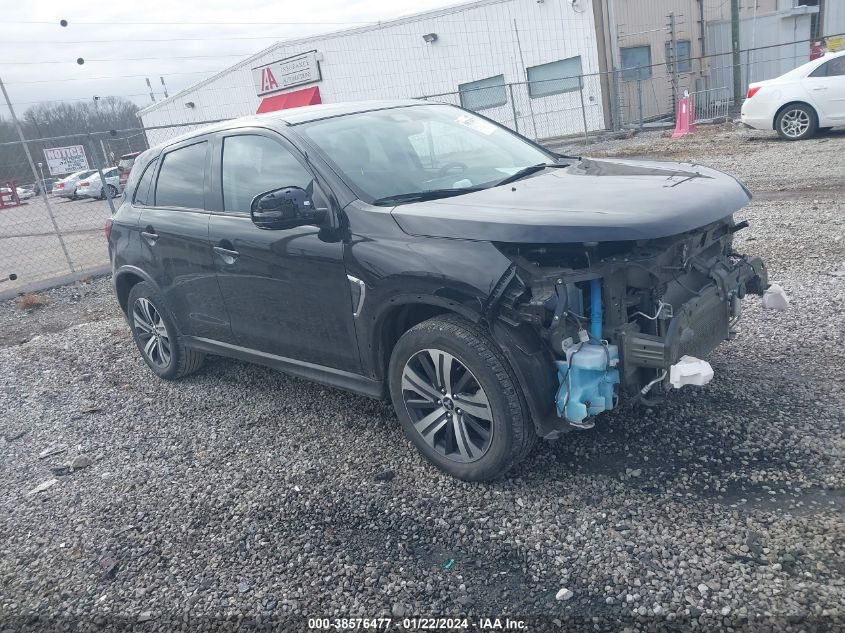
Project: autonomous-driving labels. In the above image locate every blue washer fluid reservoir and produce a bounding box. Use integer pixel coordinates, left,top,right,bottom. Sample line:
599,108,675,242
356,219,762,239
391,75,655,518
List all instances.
555,343,620,426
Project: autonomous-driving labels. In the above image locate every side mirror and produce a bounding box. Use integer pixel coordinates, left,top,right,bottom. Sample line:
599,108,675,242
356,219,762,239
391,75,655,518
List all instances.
250,186,326,230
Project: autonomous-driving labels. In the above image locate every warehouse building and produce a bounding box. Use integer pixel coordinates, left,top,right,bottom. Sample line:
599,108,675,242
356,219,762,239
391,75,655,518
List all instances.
138,0,835,145
140,0,610,145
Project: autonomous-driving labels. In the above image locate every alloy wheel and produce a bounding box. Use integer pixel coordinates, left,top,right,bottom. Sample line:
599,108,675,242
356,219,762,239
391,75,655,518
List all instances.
401,348,494,463
780,108,810,139
132,297,171,368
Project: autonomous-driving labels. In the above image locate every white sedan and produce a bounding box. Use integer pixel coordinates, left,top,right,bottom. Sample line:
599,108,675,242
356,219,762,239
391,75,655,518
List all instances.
76,167,120,200
741,50,845,140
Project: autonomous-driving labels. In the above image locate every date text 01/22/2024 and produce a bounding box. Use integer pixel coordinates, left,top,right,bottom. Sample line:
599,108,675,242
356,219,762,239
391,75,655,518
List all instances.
307,617,528,630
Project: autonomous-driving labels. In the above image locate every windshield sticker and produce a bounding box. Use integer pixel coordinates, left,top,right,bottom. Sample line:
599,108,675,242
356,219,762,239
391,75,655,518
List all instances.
455,114,497,135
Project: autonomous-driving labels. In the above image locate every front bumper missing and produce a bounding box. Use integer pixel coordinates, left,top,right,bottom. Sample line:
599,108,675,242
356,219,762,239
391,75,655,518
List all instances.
548,253,767,434
493,223,771,438
620,254,768,373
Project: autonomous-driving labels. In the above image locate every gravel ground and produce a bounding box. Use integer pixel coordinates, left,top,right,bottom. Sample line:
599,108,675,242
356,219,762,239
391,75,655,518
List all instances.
1,125,843,632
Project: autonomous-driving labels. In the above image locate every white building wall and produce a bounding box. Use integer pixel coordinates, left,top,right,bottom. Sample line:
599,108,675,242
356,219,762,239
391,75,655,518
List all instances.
139,0,604,146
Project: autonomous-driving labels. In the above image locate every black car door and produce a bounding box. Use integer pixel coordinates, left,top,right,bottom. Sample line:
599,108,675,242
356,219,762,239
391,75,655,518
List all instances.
207,129,361,372
139,137,232,342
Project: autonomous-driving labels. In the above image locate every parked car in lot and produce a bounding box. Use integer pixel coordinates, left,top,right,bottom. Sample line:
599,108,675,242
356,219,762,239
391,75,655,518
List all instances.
118,151,142,191
0,184,34,202
77,167,120,199
741,50,845,140
53,170,97,200
108,101,772,480
16,185,35,199
32,178,57,195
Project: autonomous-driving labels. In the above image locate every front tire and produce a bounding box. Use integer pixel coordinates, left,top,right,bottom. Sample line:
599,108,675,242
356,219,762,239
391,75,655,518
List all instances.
127,281,205,380
388,315,536,481
775,104,817,141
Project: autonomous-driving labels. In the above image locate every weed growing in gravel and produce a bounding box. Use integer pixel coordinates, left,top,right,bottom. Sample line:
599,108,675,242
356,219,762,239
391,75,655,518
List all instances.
15,293,48,311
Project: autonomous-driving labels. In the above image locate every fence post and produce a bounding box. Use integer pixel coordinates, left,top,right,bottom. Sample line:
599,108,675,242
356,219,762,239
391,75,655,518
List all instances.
0,75,76,274
87,134,117,215
636,77,644,130
610,69,621,132
508,83,519,135
578,79,589,145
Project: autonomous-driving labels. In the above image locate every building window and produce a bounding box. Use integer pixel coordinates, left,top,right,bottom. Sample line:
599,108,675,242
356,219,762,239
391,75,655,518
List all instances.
665,40,692,73
458,75,507,111
620,46,652,81
526,56,583,98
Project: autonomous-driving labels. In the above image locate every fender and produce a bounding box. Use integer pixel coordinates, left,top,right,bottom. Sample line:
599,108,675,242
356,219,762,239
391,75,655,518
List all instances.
363,290,486,382
343,218,514,380
112,265,160,315
490,320,563,439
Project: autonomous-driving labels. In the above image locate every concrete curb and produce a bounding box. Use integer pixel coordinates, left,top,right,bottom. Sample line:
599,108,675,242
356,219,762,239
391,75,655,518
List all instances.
0,266,111,301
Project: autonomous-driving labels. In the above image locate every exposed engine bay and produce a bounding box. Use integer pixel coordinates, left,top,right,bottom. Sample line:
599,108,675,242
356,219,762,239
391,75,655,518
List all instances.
492,216,771,434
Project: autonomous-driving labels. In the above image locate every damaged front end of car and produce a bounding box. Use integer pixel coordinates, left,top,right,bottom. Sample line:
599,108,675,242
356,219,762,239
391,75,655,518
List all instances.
490,216,770,437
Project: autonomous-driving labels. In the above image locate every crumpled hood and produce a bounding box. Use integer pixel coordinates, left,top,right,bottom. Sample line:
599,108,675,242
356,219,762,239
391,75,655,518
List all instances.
390,158,752,243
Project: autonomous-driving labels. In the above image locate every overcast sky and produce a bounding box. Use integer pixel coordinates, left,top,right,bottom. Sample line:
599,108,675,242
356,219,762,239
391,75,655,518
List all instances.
0,0,461,118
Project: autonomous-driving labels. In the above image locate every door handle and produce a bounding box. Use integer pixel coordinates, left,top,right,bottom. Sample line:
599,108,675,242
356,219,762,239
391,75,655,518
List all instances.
213,246,240,265
811,86,828,91
140,231,158,246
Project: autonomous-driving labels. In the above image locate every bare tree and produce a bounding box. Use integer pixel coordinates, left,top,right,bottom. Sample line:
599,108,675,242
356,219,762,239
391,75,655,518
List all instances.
0,97,144,182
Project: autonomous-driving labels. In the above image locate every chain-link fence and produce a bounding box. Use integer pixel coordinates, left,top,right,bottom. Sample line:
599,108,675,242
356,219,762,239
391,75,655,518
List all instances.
418,36,841,138
0,130,141,297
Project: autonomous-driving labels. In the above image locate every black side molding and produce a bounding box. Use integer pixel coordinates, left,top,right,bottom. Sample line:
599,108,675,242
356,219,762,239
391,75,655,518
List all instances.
183,336,386,400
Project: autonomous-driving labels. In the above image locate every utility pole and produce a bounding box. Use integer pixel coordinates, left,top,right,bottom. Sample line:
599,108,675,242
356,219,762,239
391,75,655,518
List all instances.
731,0,742,109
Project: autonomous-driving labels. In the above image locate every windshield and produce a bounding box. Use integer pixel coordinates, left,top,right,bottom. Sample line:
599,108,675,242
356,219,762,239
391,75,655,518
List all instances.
297,104,554,202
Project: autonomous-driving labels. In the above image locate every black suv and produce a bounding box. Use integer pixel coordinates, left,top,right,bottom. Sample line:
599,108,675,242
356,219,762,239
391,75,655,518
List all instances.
108,101,768,481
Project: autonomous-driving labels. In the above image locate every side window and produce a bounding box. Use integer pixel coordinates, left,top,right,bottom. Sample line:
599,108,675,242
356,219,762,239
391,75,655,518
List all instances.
810,57,845,78
132,158,158,206
221,135,313,213
154,141,207,209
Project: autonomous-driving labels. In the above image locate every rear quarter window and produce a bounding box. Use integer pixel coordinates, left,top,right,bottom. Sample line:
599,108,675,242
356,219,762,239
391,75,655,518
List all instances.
131,158,158,206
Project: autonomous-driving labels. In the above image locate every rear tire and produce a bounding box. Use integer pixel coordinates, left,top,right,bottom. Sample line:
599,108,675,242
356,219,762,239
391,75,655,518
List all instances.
388,314,536,481
127,281,205,380
775,103,817,141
